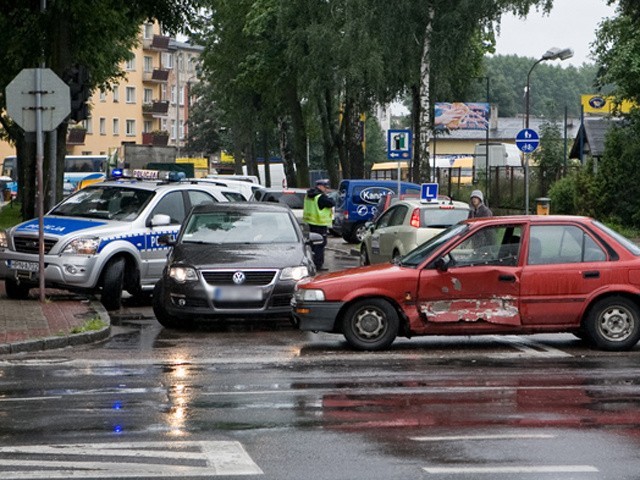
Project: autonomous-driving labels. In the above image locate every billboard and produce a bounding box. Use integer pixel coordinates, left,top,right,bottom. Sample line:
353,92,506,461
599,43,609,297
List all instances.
434,102,489,131
581,95,634,115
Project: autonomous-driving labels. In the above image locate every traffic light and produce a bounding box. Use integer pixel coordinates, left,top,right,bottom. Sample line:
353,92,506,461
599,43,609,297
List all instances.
63,65,91,122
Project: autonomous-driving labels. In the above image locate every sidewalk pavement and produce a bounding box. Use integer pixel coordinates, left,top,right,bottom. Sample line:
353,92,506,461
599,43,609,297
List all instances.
0,282,111,355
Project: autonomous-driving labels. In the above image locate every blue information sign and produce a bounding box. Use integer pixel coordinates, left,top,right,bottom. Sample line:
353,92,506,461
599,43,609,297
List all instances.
515,128,540,153
387,129,412,160
421,183,439,202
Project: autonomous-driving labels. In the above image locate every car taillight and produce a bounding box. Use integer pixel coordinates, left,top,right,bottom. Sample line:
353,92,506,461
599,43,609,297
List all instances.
343,210,349,220
410,208,420,228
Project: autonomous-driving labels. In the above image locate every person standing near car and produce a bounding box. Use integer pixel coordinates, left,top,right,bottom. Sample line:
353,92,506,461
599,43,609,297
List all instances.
303,179,335,271
468,189,493,218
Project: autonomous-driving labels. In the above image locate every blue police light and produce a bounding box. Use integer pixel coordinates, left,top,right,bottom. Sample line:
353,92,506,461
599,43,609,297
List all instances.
111,168,124,179
167,171,186,182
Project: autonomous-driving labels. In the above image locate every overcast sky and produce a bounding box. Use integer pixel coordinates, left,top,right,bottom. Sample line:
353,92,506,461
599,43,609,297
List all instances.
493,0,618,67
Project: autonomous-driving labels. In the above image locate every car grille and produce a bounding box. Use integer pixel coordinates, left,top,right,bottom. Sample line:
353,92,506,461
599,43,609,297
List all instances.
201,270,277,286
213,300,267,309
13,236,57,254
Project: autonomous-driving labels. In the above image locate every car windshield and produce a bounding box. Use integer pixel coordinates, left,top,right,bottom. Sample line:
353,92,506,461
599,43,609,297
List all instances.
400,223,469,267
49,186,154,221
182,210,299,244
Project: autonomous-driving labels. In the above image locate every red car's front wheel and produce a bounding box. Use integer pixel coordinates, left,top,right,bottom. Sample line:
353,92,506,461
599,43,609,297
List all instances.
342,298,399,351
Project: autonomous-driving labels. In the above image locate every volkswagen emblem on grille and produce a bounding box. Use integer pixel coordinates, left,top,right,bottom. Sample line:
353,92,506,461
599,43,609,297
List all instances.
232,271,246,285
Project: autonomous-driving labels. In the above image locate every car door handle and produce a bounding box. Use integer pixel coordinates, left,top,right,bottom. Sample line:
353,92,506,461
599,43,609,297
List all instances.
583,271,600,279
499,274,516,282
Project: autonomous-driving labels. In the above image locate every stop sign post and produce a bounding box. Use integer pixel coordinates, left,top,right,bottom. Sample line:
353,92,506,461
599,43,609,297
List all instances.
6,68,70,132
5,68,71,302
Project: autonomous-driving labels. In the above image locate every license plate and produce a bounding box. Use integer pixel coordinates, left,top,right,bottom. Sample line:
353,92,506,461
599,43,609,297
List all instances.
214,286,263,302
7,260,39,272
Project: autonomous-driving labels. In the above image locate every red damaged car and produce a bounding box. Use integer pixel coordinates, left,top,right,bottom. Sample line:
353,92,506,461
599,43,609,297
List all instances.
292,216,640,351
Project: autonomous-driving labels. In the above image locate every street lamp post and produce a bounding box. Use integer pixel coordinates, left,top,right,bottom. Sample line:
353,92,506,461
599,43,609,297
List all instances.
524,47,573,214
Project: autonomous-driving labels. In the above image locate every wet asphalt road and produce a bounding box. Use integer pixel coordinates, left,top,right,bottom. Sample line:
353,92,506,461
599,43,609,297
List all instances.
1,237,640,479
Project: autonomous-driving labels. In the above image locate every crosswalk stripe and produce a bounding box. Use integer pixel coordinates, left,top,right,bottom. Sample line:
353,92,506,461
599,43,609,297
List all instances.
0,441,263,478
423,465,598,474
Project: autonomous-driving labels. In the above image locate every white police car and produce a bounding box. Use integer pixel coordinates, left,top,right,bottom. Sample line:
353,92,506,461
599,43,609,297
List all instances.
0,170,242,310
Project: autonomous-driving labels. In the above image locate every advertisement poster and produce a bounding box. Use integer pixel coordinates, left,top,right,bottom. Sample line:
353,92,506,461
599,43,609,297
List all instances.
434,102,489,131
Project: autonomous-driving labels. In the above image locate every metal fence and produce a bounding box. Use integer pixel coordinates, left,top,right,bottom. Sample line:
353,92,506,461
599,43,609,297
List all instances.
435,165,576,214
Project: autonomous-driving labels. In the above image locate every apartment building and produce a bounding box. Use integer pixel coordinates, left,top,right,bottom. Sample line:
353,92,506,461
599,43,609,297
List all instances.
0,22,201,163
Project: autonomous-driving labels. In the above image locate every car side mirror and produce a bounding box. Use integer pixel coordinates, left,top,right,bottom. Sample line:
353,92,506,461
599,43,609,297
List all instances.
157,234,176,247
307,232,324,246
434,257,449,272
149,213,171,227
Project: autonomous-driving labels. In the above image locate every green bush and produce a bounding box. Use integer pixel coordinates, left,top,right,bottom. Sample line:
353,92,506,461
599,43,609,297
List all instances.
549,175,577,214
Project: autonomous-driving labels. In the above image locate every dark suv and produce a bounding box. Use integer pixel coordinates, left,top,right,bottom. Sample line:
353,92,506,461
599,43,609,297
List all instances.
153,203,321,327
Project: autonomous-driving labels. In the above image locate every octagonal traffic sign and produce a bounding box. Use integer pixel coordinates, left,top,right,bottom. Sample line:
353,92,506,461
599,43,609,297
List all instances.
5,68,71,132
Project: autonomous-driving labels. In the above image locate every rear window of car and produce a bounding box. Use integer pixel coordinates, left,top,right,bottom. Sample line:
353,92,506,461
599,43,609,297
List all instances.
262,191,305,209
421,206,469,228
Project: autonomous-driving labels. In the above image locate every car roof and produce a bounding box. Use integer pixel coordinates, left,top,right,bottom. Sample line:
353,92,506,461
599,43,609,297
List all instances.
395,198,469,209
254,187,307,193
465,214,594,225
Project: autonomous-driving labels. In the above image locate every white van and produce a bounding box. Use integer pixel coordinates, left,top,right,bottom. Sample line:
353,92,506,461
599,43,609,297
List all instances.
198,177,263,200
473,142,522,170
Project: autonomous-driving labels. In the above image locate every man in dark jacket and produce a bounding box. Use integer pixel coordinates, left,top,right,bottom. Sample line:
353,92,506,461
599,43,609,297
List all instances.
303,179,335,271
468,190,493,218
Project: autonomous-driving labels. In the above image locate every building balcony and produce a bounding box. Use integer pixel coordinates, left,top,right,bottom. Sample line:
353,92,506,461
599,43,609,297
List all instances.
142,131,170,146
67,127,87,145
142,34,170,51
143,69,169,83
142,100,170,117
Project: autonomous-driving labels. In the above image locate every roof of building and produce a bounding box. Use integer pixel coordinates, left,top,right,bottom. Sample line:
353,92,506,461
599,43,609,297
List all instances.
569,116,619,159
434,116,580,143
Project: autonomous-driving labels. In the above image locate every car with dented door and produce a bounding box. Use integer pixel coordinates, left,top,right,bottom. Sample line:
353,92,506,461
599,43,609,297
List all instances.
293,215,640,351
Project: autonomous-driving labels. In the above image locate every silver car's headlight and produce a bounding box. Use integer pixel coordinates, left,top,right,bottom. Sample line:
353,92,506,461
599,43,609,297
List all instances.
169,266,199,283
0,230,8,249
295,288,325,302
62,237,100,255
281,266,310,281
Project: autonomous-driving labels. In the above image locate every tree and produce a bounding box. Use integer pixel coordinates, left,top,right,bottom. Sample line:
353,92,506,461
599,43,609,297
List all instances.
0,0,203,219
531,121,564,198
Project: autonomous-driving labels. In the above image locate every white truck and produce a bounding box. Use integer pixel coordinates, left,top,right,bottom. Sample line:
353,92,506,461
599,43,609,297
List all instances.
473,142,522,170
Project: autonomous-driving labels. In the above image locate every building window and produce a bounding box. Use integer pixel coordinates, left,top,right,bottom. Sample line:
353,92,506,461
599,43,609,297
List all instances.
143,120,153,133
99,91,106,102
99,118,106,135
126,58,136,71
161,84,167,101
126,119,136,137
179,120,185,140
113,86,119,103
164,52,174,69
161,119,168,131
144,88,153,104
113,118,119,136
171,120,176,140
126,86,136,104
143,23,154,40
83,119,93,135
144,56,153,73
170,85,176,105
178,86,184,106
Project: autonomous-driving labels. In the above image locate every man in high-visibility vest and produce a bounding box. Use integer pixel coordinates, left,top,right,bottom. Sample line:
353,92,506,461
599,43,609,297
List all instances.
303,179,335,271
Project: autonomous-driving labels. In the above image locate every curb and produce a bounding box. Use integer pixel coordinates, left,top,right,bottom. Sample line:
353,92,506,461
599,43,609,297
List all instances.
0,299,111,355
